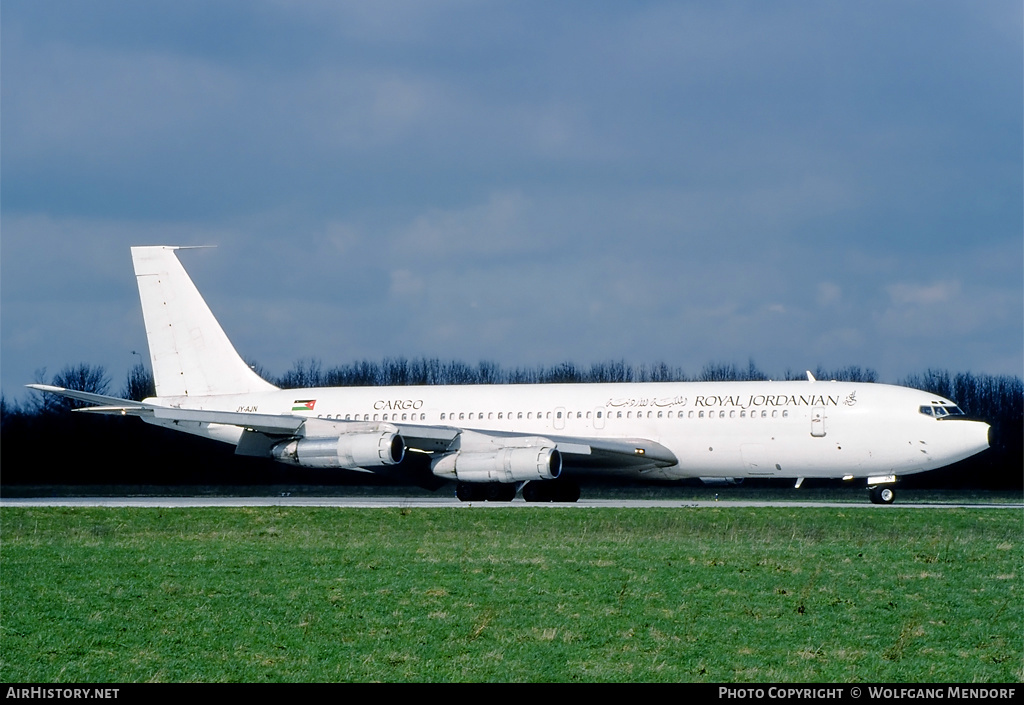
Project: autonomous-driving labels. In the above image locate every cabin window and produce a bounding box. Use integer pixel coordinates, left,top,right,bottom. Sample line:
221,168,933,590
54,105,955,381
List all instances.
459,413,465,420
517,412,523,419
597,411,603,418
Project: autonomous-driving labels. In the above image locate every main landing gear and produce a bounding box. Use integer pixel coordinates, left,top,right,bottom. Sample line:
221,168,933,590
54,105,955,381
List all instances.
454,480,581,503
522,479,581,503
455,482,516,502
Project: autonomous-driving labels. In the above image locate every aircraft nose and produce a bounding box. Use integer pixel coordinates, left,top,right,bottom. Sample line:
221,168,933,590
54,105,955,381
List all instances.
972,419,993,455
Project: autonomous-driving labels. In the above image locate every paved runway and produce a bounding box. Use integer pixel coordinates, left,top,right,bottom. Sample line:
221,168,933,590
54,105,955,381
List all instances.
1,496,1019,509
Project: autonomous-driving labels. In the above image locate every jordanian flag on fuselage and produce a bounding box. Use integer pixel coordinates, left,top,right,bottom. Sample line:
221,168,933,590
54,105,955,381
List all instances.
292,399,316,411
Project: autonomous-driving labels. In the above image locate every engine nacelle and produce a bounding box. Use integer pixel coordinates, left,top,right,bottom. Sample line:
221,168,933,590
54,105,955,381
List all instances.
432,447,561,483
271,431,406,469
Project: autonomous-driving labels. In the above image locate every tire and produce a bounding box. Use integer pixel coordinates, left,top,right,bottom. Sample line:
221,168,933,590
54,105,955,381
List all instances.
457,482,515,502
456,482,480,502
486,483,516,502
869,485,895,504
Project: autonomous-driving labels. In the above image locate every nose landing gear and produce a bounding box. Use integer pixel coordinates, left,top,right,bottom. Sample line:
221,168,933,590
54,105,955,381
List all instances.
868,485,895,504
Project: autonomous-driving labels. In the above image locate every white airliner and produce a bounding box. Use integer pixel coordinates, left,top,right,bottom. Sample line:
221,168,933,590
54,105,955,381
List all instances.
29,246,991,503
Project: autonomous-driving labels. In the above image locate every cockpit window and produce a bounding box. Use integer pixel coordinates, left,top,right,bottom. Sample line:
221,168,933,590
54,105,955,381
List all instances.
920,404,966,418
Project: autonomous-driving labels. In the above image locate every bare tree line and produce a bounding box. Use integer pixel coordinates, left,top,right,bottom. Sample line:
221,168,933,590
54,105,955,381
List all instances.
5,358,1020,417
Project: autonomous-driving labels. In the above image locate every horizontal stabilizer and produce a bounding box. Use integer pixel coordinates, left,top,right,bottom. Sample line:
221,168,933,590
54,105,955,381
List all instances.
25,384,150,409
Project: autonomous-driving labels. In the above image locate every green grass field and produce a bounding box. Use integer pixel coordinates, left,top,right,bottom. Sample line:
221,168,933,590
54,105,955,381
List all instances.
1,506,1020,683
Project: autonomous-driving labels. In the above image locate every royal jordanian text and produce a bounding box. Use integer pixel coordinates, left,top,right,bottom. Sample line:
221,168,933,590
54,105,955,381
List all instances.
609,393,849,409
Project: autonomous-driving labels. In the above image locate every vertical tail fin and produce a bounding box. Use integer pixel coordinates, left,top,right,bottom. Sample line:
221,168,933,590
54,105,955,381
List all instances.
131,246,278,397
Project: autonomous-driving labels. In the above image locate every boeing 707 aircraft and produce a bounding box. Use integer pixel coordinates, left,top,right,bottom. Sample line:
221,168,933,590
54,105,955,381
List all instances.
29,246,991,503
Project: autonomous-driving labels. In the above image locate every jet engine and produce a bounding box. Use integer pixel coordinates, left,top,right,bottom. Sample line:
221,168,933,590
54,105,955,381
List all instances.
431,446,562,483
271,430,406,469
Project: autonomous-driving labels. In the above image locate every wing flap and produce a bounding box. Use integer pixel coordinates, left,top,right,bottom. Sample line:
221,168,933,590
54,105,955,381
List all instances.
148,407,306,434
556,435,678,468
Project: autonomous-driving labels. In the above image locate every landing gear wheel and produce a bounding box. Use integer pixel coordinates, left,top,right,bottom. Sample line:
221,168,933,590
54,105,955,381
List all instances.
456,482,480,502
456,482,516,502
486,483,516,502
869,485,895,505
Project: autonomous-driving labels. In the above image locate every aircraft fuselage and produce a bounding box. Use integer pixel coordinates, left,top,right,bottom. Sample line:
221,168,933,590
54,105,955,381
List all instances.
145,379,990,482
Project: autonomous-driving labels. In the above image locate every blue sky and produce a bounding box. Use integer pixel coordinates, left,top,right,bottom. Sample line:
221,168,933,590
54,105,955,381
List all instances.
3,1,1022,400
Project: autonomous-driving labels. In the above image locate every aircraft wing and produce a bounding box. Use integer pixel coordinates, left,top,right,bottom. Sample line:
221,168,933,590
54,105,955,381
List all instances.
394,423,677,470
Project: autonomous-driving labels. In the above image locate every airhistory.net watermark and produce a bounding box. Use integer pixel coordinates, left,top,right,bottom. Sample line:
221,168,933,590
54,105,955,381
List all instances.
5,689,119,700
